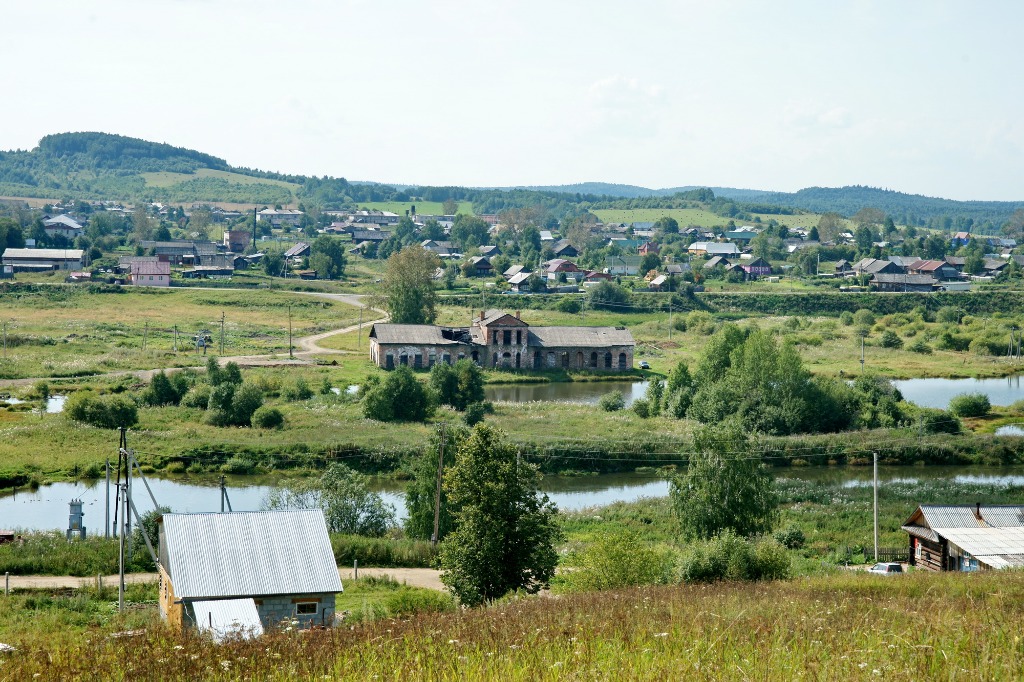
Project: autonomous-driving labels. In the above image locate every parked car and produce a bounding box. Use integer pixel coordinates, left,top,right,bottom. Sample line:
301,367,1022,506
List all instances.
638,361,650,370
867,562,903,575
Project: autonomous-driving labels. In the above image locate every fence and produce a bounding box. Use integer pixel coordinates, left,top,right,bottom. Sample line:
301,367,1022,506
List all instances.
841,546,908,564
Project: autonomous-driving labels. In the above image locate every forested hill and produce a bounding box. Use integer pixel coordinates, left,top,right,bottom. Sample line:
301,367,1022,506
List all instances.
36,132,231,173
753,185,1024,225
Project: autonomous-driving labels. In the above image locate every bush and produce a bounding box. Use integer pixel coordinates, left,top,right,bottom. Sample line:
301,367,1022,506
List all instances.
557,531,675,593
64,390,138,429
678,530,791,583
180,384,211,408
556,297,583,314
853,309,875,327
599,391,625,412
631,398,650,418
252,406,284,429
907,339,932,354
221,455,257,475
283,377,314,401
383,587,456,617
363,366,435,422
879,330,903,349
772,525,805,549
463,401,487,426
918,408,962,434
948,392,991,418
937,306,966,324
839,311,854,326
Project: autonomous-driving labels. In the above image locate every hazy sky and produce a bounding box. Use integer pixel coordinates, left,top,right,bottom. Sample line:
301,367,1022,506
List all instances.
3,1,1021,200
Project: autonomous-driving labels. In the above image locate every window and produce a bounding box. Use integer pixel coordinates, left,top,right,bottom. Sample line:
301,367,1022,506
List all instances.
493,332,498,346
516,330,522,345
503,330,511,345
295,601,318,615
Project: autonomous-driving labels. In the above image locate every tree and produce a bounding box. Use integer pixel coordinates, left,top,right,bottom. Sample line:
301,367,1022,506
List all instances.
807,226,820,241
361,366,435,422
816,212,843,243
262,250,285,277
376,246,441,324
265,463,395,537
405,425,468,541
309,235,346,279
640,252,661,274
439,425,560,605
587,281,630,309
450,215,490,251
430,359,485,411
653,216,679,235
442,198,459,216
670,423,778,540
132,204,153,243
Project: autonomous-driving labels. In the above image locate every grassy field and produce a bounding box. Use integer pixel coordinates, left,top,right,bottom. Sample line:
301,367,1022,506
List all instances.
3,571,1023,679
141,168,301,192
0,286,361,379
358,201,474,216
592,207,834,231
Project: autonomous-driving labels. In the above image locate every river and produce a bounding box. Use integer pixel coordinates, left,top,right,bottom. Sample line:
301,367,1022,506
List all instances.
6,466,1024,533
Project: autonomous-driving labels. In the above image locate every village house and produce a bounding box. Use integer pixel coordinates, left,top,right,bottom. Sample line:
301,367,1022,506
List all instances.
852,257,902,276
551,239,579,258
130,258,171,287
906,259,961,281
223,230,251,253
871,273,939,292
350,210,400,225
421,239,458,258
43,214,84,240
467,256,493,276
140,240,221,266
478,245,500,258
688,242,740,257
257,208,304,227
503,264,526,280
542,258,580,281
951,231,972,247
637,241,660,255
284,242,311,259
740,257,772,279
903,504,1024,572
369,309,635,371
1,248,84,272
703,255,731,270
508,271,541,293
603,254,642,276
158,510,343,637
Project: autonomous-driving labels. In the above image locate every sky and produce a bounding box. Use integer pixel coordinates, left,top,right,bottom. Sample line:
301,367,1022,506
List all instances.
2,0,1022,200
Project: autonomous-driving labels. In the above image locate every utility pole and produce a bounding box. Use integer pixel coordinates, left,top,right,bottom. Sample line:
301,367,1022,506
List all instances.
105,458,110,539
142,321,148,351
873,450,879,563
668,304,673,341
357,308,363,350
173,325,178,352
431,423,446,546
2,321,6,359
220,312,225,356
288,304,293,359
118,482,127,613
220,475,226,513
860,335,865,374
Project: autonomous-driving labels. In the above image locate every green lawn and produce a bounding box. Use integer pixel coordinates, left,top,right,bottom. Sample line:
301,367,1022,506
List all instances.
359,201,474,216
141,168,300,192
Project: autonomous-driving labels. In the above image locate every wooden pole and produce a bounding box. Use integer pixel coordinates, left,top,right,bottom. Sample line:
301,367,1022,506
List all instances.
431,423,446,545
873,451,879,563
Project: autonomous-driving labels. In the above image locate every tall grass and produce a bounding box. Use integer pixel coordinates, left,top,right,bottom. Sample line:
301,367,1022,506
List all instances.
3,572,1024,679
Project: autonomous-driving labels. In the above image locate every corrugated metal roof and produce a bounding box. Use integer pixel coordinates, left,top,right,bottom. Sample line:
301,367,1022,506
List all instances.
2,248,84,260
936,527,1024,558
529,326,634,347
917,505,1024,529
162,510,343,600
193,598,264,642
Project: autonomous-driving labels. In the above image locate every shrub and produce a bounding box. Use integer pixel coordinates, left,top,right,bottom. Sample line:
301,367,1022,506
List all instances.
252,406,284,429
180,384,211,408
937,306,966,324
879,330,903,349
918,408,962,434
678,530,791,583
383,586,457,616
65,390,138,429
839,311,854,326
363,366,435,422
1011,400,1024,415
141,371,182,406
853,309,875,327
221,455,257,475
463,401,487,426
907,339,932,354
599,391,625,412
558,531,675,593
556,297,583,314
948,392,991,418
283,377,314,401
319,377,334,395
631,398,650,418
773,525,805,549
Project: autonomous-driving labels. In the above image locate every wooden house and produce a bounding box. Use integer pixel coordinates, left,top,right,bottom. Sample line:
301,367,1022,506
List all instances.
740,257,772,279
158,510,343,637
903,504,1024,571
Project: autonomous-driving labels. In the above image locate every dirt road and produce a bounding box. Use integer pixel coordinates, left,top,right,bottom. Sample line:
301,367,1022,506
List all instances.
4,567,444,592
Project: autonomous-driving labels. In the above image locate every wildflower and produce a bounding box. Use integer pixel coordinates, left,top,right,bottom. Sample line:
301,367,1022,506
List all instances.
220,661,231,670
654,632,668,638
858,663,867,669
173,645,184,651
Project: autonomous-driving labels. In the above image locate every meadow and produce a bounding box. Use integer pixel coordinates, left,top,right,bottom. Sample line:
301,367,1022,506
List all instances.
140,169,301,192
0,286,362,379
592,207,834,230
357,201,474,216
1,571,1022,680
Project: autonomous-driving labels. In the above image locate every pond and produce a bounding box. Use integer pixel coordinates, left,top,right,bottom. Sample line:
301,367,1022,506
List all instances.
892,375,1024,409
485,381,649,406
0,395,66,413
7,466,1024,533
996,424,1024,436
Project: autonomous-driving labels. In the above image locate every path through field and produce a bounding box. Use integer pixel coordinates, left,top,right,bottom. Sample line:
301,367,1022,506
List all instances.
0,290,388,388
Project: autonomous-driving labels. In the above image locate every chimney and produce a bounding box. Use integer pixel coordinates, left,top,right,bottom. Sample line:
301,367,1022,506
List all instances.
975,502,982,520
479,310,485,321
515,310,520,319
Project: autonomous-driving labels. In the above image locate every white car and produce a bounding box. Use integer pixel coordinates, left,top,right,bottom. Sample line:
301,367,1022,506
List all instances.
867,562,903,575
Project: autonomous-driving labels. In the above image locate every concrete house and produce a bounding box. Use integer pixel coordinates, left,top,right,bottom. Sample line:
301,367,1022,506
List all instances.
369,309,634,371
904,505,1024,572
257,209,304,227
158,510,343,636
223,230,251,253
43,215,84,239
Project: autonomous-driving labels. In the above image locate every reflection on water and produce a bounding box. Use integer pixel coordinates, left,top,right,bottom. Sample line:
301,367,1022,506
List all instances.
996,424,1024,436
485,381,649,406
893,375,1023,408
7,466,1024,532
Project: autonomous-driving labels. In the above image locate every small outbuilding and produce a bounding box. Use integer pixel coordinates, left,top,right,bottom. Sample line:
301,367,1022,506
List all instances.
158,510,343,636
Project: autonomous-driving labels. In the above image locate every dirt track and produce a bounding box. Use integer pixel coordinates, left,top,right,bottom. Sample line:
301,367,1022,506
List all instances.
5,567,444,592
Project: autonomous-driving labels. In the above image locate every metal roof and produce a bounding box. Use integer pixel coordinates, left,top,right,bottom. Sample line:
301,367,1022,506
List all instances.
161,510,343,600
2,248,83,260
529,326,634,348
193,598,264,642
370,324,466,345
